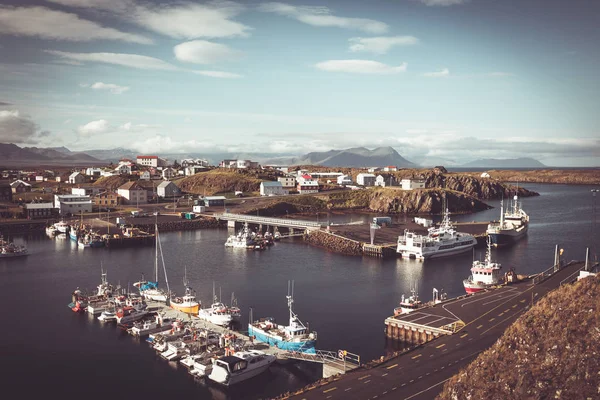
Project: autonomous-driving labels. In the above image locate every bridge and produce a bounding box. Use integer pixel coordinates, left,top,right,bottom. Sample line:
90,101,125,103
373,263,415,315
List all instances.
213,212,325,230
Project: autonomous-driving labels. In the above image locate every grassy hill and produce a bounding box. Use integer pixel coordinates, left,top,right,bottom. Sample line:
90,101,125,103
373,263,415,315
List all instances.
437,273,600,400
174,169,276,196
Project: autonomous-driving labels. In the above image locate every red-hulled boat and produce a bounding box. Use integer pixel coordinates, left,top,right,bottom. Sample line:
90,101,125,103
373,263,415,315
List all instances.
463,237,503,294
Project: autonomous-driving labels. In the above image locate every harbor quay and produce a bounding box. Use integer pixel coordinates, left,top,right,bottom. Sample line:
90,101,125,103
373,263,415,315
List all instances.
284,258,593,400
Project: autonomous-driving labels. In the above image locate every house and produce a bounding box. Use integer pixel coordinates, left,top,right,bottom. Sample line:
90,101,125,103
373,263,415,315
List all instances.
54,194,93,215
71,186,103,196
356,173,376,187
35,175,44,182
100,169,116,177
23,202,58,219
139,170,151,181
68,172,85,184
277,176,296,188
85,167,102,177
10,180,32,193
367,167,381,173
117,181,148,205
137,155,168,168
184,166,206,176
481,172,491,178
297,179,319,194
114,162,132,175
375,175,386,187
383,166,397,172
337,175,353,186
93,191,121,209
157,181,181,198
202,196,226,207
181,158,209,168
162,167,177,180
401,178,426,190
260,181,288,196
0,181,12,202
219,159,259,169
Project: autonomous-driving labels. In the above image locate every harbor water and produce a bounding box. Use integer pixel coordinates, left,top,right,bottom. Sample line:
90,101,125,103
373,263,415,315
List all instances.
0,183,598,399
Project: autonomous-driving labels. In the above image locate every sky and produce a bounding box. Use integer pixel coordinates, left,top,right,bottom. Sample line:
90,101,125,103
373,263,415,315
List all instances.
0,0,599,166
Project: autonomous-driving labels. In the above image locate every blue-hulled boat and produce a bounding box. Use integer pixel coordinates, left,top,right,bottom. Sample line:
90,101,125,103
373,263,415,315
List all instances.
248,281,317,353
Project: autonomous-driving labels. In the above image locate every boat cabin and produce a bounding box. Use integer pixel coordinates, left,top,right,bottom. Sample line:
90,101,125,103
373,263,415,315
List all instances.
215,356,248,373
470,265,502,284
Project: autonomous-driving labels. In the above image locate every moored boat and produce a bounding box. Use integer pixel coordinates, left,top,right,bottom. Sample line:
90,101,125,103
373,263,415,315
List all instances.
0,236,28,258
170,268,200,315
248,281,317,353
133,224,168,302
224,223,256,248
463,236,511,294
486,195,529,247
394,287,424,316
208,350,276,386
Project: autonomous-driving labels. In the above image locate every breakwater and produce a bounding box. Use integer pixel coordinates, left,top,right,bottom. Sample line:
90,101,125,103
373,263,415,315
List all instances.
0,220,48,234
303,230,363,256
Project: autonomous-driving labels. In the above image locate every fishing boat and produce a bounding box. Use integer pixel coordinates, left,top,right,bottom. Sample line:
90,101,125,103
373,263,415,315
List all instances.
170,268,200,315
129,314,175,337
227,293,241,323
486,194,529,247
45,225,58,236
224,223,256,248
133,224,169,302
0,236,28,258
98,305,117,322
463,236,505,294
248,281,317,353
78,233,105,248
208,350,276,386
53,220,69,235
116,304,149,326
68,289,87,313
198,283,233,326
397,207,476,260
393,287,425,316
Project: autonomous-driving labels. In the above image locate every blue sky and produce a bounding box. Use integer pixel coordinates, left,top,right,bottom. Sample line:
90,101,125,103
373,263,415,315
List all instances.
0,0,598,166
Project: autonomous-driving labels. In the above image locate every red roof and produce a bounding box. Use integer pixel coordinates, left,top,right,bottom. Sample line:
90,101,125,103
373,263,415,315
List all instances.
302,174,312,179
137,155,158,159
386,166,396,168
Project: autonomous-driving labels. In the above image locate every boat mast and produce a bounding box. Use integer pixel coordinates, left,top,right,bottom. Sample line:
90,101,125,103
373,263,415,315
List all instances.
499,199,504,227
154,223,158,283
287,280,295,326
157,228,170,295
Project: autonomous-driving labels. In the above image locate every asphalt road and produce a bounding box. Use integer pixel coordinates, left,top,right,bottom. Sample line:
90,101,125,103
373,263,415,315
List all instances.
291,260,585,400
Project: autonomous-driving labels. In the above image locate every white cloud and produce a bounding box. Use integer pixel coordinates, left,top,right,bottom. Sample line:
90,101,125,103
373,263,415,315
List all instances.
0,109,49,144
0,6,152,44
77,119,110,137
174,40,242,64
130,135,218,154
349,36,419,54
416,0,468,6
45,50,180,71
192,70,242,79
119,122,159,132
133,2,250,39
259,2,388,33
315,60,407,74
89,82,130,94
422,68,450,78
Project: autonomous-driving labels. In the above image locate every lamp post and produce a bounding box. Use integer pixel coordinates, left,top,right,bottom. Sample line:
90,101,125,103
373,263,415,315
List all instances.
592,189,599,262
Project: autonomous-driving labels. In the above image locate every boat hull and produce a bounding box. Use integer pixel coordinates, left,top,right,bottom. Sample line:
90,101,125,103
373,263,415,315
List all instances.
0,251,28,258
463,280,494,294
170,303,200,315
487,227,528,247
398,241,476,260
248,326,316,353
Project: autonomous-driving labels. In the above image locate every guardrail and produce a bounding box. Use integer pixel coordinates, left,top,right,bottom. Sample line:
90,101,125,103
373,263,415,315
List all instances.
281,349,360,371
214,212,324,229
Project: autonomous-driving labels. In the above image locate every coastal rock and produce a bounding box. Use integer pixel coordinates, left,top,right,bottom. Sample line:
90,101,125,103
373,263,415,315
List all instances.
304,230,362,256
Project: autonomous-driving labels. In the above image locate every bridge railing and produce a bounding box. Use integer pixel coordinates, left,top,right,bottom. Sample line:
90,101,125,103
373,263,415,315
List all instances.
281,349,360,371
214,213,324,228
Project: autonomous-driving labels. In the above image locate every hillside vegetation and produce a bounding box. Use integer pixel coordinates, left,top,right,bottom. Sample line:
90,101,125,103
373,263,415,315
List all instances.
174,169,279,195
438,274,600,400
92,176,128,190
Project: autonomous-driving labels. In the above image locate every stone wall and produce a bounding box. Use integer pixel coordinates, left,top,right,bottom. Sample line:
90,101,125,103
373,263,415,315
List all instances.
304,230,363,256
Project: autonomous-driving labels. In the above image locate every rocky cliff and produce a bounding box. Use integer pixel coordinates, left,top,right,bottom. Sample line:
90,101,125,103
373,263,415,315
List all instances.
437,273,600,400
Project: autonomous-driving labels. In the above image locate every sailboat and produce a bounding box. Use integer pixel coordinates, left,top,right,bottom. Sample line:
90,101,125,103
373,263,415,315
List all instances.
133,224,168,302
170,267,200,315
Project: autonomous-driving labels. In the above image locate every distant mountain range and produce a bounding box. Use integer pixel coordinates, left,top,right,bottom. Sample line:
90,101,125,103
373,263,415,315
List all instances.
0,143,547,169
460,158,546,168
263,146,417,168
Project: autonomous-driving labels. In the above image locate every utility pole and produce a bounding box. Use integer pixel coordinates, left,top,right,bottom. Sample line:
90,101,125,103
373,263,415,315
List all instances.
592,189,599,263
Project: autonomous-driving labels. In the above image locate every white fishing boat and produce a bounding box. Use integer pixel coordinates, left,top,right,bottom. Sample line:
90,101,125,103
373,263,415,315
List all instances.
0,236,28,258
133,224,169,302
393,287,425,316
208,350,276,386
53,220,69,234
463,236,506,294
224,222,255,248
129,314,175,337
397,207,477,260
198,283,233,326
486,194,529,247
98,307,117,322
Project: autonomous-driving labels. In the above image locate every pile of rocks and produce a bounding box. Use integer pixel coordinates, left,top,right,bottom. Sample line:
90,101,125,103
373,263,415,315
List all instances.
304,230,362,256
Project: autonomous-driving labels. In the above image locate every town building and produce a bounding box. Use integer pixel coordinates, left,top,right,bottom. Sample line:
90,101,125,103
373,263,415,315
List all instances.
71,186,103,196
375,175,386,187
184,166,206,176
117,181,148,205
308,172,344,180
202,196,226,207
114,162,132,175
68,172,85,184
85,167,102,177
54,194,93,215
401,178,426,190
23,202,58,219
383,166,398,172
136,155,168,168
337,175,353,186
277,176,296,188
367,167,381,173
162,167,177,180
93,191,121,209
297,179,320,194
219,159,259,169
481,172,491,178
10,180,31,193
260,181,288,196
356,173,376,187
157,181,181,198
139,170,151,180
181,158,210,167
0,181,13,202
